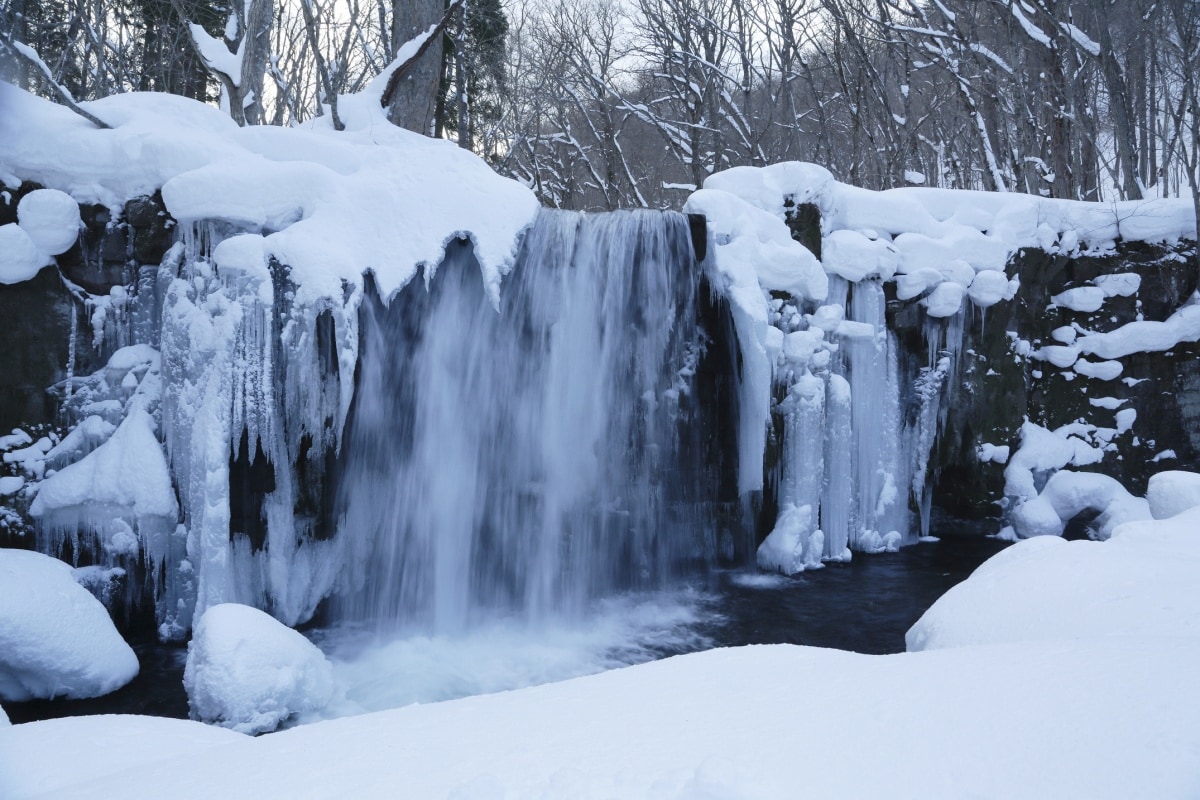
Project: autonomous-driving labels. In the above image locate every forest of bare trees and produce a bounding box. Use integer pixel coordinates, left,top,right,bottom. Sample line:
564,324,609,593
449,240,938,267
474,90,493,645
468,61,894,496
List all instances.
2,0,1199,227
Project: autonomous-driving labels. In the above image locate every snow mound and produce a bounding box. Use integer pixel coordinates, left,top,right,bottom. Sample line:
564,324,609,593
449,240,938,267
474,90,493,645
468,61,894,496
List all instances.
907,505,1200,651
0,703,8,726
16,188,80,255
1146,470,1200,520
0,549,138,702
184,603,334,734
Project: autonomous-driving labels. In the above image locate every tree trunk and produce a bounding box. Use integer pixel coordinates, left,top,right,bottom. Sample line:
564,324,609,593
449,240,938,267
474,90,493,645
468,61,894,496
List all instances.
387,0,445,135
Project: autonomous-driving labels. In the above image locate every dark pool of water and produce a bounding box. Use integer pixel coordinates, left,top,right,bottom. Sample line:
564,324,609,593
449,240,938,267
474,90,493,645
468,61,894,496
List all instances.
4,533,1008,725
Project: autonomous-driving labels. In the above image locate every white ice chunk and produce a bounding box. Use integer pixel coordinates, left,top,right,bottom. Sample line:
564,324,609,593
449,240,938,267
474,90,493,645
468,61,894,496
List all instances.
184,603,334,734
0,549,138,701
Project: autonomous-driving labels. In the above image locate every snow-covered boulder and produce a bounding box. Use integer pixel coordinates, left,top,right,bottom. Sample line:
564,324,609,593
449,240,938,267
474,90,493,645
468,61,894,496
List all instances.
0,549,138,701
906,506,1200,652
16,188,81,255
184,603,334,734
1146,470,1200,520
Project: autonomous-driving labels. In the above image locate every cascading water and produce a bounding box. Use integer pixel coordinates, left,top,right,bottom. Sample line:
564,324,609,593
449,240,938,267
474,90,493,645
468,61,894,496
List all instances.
334,209,730,633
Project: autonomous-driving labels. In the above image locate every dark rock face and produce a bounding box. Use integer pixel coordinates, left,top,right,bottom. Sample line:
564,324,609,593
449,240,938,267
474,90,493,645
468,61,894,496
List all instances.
0,266,79,432
0,184,175,431
923,240,1200,522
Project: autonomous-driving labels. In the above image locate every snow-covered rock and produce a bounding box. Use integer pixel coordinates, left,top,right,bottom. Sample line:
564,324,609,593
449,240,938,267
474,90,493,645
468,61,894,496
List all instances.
0,222,45,284
184,603,334,734
16,188,80,255
907,506,1200,651
0,549,138,701
1146,470,1200,520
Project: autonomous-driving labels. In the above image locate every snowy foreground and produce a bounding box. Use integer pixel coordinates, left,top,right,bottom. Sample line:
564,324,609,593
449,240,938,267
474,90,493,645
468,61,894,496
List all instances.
4,509,1199,799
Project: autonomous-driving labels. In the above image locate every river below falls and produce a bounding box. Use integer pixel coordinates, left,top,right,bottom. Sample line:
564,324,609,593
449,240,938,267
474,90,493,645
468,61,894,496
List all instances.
5,533,1008,726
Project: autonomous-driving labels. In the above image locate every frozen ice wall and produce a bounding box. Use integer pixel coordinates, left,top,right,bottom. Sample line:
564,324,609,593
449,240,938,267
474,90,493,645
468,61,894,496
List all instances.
334,210,723,632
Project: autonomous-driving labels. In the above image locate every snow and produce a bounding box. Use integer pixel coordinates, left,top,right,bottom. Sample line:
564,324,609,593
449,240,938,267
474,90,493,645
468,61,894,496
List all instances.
0,223,46,284
1074,357,1123,380
30,408,176,521
0,81,539,305
1052,285,1105,312
0,715,243,799
1077,302,1200,360
184,603,335,734
16,188,80,255
1146,470,1200,519
6,642,1197,799
3,506,1199,798
757,502,824,574
1010,469,1150,539
922,280,965,317
0,549,138,702
909,505,1200,650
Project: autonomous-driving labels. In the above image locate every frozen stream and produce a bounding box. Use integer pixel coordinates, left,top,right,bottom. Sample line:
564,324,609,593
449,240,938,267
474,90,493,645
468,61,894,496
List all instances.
5,534,1007,725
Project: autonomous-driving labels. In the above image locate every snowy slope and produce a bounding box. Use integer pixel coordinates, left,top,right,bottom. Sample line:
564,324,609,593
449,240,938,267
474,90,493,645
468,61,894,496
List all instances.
4,508,1199,799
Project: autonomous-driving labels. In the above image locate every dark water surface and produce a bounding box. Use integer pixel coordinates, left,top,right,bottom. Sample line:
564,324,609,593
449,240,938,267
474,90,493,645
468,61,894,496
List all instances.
5,534,1008,725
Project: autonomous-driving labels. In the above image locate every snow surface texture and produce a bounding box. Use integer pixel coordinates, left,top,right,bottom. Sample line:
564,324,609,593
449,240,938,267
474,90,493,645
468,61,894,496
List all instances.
184,603,334,734
4,502,1199,798
0,549,138,702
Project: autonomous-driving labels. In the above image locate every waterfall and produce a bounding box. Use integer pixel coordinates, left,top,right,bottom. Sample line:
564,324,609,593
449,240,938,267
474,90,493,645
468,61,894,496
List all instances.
333,209,727,633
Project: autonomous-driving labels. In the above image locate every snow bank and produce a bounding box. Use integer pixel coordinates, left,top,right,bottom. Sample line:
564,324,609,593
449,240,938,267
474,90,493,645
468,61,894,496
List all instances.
0,715,242,799
17,638,1200,800
0,703,8,726
908,505,1200,650
184,603,334,734
0,549,138,701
